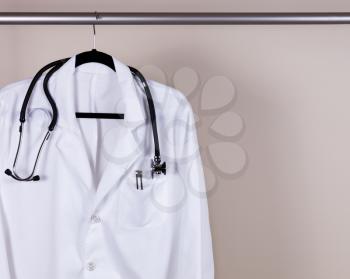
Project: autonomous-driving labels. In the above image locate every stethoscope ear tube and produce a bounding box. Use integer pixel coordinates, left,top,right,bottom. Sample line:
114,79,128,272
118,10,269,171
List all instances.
5,59,67,182
5,59,166,182
4,124,51,182
43,62,68,131
19,58,69,125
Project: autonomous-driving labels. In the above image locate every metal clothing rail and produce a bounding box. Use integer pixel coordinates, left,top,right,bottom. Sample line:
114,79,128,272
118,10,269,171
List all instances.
1,12,350,25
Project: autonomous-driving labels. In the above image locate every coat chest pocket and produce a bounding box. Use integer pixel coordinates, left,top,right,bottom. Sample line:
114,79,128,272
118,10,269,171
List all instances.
116,169,186,230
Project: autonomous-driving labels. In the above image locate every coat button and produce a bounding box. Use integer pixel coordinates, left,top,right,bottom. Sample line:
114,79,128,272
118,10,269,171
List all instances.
90,215,101,224
87,262,96,271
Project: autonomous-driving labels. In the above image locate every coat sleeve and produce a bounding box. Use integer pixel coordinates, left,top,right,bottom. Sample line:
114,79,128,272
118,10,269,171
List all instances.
173,95,215,279
0,89,12,279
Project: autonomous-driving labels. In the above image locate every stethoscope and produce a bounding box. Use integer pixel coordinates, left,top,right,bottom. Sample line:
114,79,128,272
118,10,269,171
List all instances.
4,58,166,182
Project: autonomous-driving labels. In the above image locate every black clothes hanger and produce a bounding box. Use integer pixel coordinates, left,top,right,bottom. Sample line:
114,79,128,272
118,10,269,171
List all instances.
75,49,115,71
75,22,116,71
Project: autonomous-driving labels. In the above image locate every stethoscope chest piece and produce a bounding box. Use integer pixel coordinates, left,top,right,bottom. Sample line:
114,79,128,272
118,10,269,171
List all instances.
151,156,166,178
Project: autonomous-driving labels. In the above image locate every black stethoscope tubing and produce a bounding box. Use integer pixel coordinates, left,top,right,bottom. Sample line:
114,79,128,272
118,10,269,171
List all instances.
5,59,166,182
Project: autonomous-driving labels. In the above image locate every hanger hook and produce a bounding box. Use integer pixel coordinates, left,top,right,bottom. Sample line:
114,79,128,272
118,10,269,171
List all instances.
92,11,98,49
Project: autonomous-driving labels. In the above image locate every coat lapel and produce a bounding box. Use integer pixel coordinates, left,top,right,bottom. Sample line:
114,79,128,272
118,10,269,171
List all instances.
54,128,94,192
49,56,95,191
93,57,148,206
47,54,147,206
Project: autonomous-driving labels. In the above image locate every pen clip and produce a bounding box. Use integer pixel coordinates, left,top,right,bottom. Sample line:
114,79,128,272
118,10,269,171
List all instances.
135,170,143,190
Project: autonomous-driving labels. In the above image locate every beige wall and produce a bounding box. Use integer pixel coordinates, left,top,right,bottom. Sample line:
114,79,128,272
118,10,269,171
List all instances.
2,2,350,279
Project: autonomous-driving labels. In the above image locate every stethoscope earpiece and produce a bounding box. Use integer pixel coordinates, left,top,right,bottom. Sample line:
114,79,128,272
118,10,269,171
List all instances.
32,175,41,181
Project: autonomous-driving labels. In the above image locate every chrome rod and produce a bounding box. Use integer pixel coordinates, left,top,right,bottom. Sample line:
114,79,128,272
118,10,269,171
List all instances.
1,12,350,25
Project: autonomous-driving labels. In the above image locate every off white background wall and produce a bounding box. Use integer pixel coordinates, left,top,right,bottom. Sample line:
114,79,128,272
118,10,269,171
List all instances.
2,1,350,279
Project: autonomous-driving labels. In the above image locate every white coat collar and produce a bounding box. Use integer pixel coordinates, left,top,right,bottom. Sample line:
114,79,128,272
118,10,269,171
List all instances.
47,54,148,202
51,53,146,133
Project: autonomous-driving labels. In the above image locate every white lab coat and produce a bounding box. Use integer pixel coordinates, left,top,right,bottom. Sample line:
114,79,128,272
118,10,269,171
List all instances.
0,54,214,279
